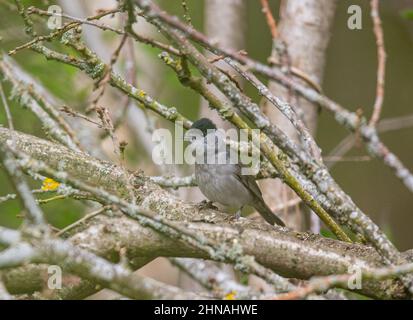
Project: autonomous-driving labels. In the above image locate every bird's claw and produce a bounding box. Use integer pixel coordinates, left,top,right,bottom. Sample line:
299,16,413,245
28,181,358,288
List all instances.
227,210,242,223
197,200,217,210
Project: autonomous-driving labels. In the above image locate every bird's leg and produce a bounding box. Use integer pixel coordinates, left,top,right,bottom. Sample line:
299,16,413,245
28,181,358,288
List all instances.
197,200,217,210
234,206,244,220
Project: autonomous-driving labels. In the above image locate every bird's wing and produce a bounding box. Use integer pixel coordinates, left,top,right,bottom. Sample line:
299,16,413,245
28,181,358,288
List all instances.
234,166,264,201
226,146,264,201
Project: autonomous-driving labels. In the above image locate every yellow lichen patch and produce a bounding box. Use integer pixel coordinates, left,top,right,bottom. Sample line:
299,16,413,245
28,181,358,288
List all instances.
41,178,60,191
138,90,146,98
223,292,236,300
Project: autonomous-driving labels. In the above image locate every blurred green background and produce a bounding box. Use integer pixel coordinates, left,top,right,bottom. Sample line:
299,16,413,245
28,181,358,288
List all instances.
0,0,412,250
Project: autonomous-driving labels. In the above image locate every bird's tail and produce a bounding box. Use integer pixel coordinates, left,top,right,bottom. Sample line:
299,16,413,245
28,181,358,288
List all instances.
253,199,285,227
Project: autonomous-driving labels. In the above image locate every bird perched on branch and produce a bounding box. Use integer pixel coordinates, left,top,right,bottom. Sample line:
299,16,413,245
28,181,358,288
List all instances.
189,118,285,227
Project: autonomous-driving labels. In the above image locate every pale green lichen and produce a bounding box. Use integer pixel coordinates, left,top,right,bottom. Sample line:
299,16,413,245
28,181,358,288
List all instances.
85,62,106,79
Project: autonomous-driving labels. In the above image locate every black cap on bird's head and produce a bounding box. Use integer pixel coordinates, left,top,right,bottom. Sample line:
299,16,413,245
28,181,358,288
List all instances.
190,118,217,136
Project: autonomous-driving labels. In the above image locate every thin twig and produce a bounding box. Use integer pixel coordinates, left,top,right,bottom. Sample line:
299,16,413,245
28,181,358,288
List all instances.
378,114,413,132
9,8,120,56
170,258,255,299
324,156,371,163
90,34,128,112
0,139,46,227
260,0,278,39
135,0,321,92
273,261,413,300
56,206,110,236
0,82,14,130
180,0,192,27
0,57,81,152
226,59,322,163
28,7,122,34
89,34,128,155
60,105,102,127
26,6,181,56
327,114,413,169
369,0,387,127
37,195,66,204
1,189,53,204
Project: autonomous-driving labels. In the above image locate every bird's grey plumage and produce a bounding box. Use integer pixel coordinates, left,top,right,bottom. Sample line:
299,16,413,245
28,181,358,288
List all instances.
191,118,285,227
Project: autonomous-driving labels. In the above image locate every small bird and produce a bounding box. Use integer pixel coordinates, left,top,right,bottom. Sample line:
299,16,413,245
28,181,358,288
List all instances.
189,118,285,227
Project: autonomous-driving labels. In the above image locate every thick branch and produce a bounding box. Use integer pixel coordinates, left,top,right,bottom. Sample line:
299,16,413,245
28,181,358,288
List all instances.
0,227,206,300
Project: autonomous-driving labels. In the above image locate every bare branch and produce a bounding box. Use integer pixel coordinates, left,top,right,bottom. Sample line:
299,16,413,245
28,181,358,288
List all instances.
369,0,387,126
0,139,46,227
274,261,413,300
0,82,14,130
0,56,81,152
170,258,256,299
260,0,278,39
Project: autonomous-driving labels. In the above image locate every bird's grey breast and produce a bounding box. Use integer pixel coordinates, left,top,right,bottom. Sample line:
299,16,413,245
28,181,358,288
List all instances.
195,161,254,208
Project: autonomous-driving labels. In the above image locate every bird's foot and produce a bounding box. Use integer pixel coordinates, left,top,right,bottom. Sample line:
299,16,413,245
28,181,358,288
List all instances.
197,200,217,210
227,211,245,226
228,208,243,222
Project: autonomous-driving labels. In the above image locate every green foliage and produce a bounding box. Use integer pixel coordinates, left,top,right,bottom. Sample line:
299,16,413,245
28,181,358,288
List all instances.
320,228,337,240
42,198,85,229
401,9,413,20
